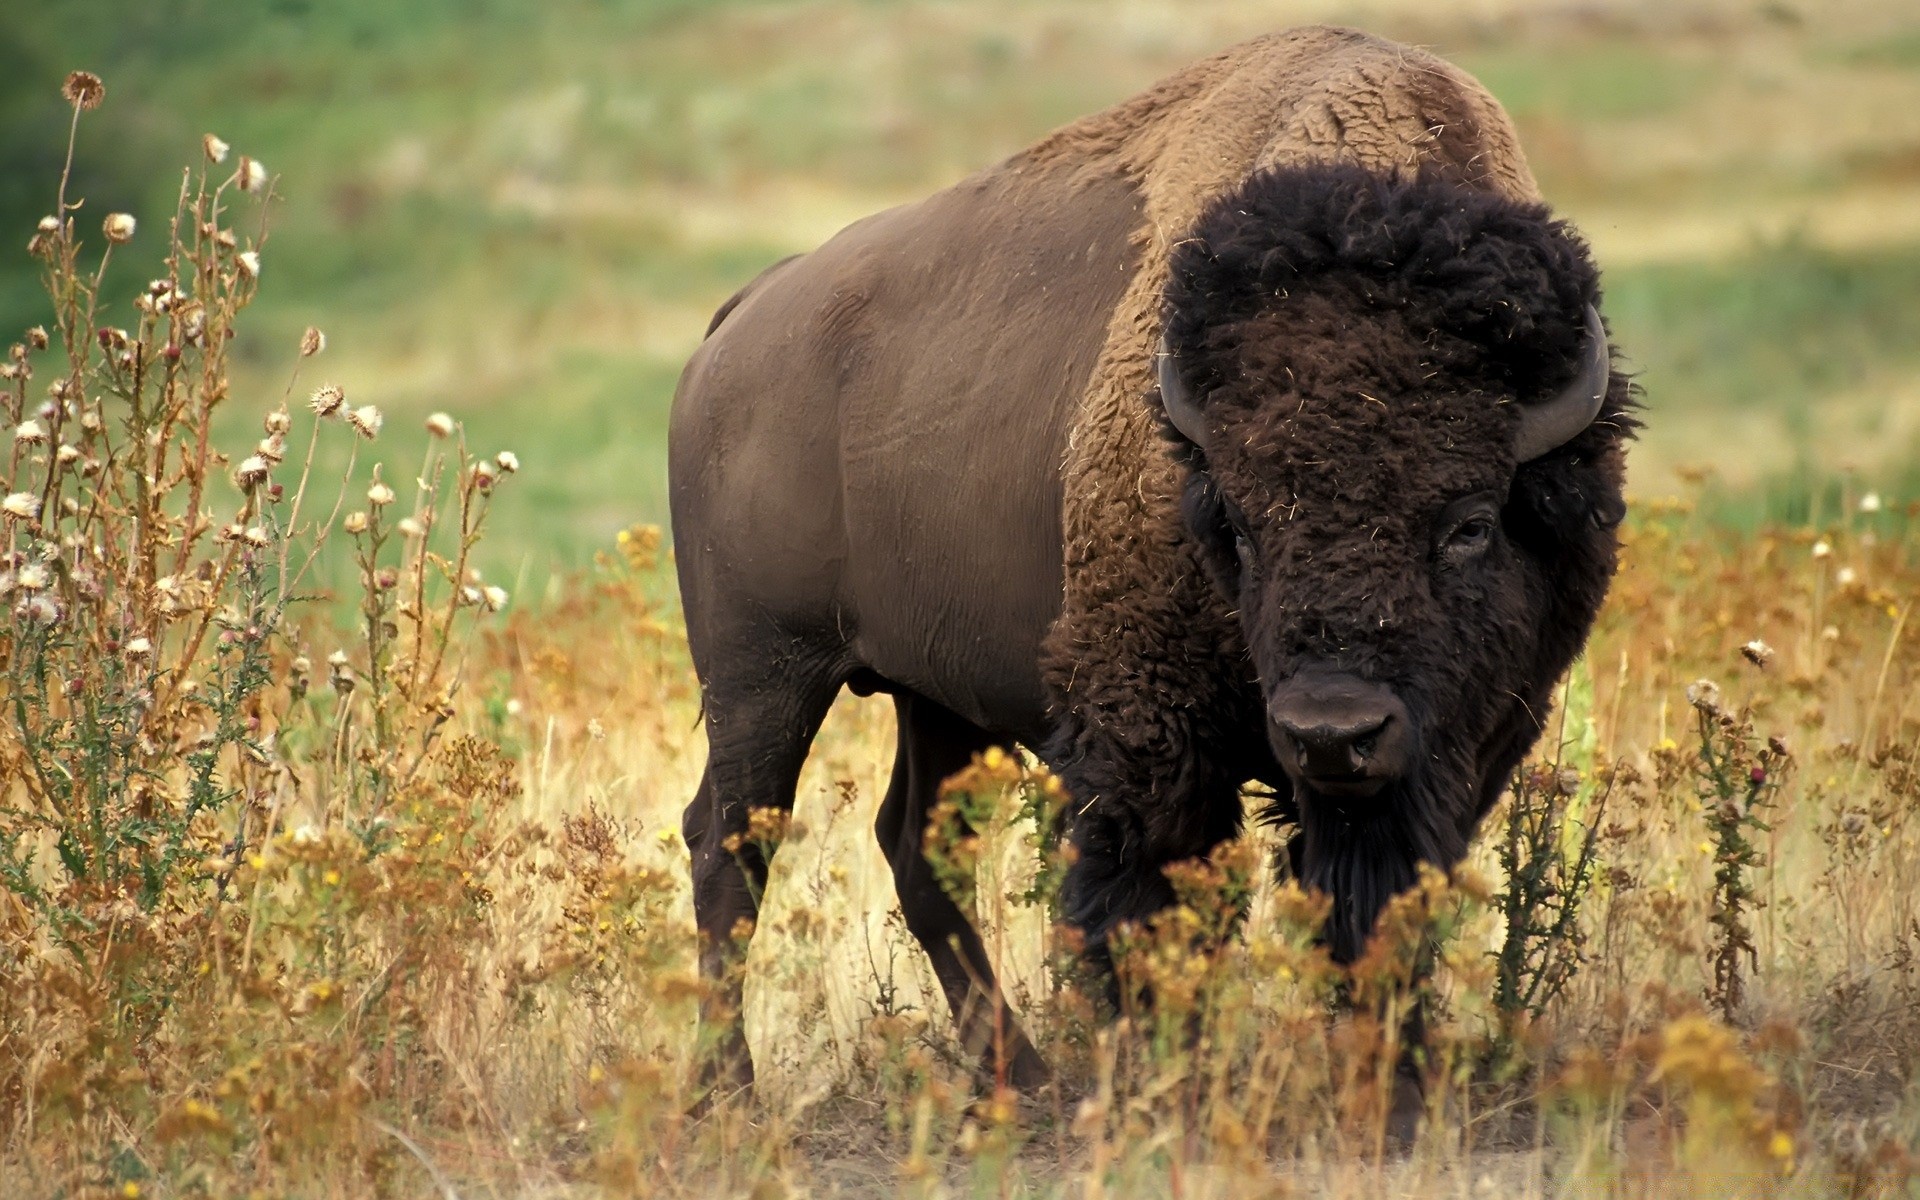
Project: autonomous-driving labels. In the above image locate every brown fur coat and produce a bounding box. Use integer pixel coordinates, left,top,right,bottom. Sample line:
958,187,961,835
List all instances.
1030,26,1542,778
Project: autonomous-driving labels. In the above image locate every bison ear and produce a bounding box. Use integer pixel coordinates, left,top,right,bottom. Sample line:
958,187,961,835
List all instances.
1180,471,1242,598
1157,336,1212,447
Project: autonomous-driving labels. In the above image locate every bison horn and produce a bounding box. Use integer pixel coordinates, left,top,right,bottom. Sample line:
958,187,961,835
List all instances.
1514,304,1610,462
1156,335,1211,447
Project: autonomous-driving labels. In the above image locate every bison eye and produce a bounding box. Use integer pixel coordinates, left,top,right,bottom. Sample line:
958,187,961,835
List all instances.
1436,494,1502,565
1449,517,1494,550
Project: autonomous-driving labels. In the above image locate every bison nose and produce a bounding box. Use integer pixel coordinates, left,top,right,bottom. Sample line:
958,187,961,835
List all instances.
1268,675,1412,797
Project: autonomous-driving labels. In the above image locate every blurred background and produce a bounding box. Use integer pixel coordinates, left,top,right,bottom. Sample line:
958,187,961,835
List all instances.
7,0,1919,587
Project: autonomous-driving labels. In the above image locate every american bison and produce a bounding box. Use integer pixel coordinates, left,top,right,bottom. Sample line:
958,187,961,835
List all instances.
670,24,1632,1091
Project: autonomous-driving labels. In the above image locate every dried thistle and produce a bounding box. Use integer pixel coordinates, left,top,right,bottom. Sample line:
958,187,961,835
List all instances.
62,70,105,110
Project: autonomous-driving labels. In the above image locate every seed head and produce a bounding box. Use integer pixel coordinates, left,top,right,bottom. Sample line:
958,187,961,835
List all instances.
242,526,269,547
125,636,153,658
1836,566,1858,587
236,250,261,279
1741,639,1774,668
102,213,136,244
1860,492,1882,514
345,407,382,439
15,594,59,626
482,585,509,612
1685,678,1723,716
56,444,79,465
1811,540,1831,560
263,409,292,436
367,481,395,507
237,156,269,193
397,516,425,538
235,456,271,489
473,460,497,490
2,492,41,521
343,511,369,535
202,133,230,164
495,450,519,474
62,71,105,111
346,405,382,439
309,384,346,418
256,435,286,465
15,419,47,445
25,327,47,351
299,326,326,357
425,412,455,438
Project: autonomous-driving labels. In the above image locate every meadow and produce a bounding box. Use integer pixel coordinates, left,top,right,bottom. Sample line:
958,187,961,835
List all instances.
3,0,1920,1195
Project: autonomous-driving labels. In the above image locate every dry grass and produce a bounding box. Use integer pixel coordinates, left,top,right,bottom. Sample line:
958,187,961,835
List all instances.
5,41,1920,1200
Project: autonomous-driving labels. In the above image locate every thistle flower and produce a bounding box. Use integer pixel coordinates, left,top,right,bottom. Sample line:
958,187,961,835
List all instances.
367,481,395,507
425,412,454,438
299,326,325,357
125,636,153,658
495,450,519,474
25,327,47,351
2,492,41,521
56,444,79,465
1741,639,1774,668
473,461,497,490
264,409,292,436
15,419,46,445
1685,678,1722,716
309,384,346,418
242,527,269,548
14,594,59,626
482,585,509,612
235,455,271,489
343,511,369,535
256,435,286,465
62,71,105,111
237,156,268,193
346,405,382,439
236,250,260,279
102,213,136,244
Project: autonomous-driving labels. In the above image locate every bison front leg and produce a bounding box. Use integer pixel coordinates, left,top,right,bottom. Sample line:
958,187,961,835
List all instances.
1053,729,1248,1014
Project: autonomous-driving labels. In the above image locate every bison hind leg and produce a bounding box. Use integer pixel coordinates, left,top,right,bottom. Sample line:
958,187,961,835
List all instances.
877,692,1050,1091
683,657,843,1099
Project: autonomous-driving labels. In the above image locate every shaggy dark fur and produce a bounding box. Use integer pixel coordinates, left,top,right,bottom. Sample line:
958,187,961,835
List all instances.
1059,164,1634,966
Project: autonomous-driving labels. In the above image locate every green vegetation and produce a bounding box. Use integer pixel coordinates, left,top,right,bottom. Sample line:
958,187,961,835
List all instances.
8,1,1920,583
8,4,1920,1194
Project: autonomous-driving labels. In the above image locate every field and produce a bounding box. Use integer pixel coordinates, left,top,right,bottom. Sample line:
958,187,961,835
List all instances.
3,0,1920,1195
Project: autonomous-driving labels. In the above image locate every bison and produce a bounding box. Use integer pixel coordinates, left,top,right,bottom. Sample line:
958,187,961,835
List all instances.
669,25,1632,1092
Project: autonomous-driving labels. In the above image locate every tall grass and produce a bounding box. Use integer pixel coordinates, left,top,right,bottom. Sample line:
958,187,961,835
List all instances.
4,68,1920,1200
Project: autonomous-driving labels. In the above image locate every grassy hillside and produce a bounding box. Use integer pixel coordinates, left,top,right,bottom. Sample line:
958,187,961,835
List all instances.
6,0,1920,580
7,3,1920,1194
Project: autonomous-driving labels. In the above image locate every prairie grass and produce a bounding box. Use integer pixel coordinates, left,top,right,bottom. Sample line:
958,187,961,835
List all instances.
5,21,1920,1200
8,0,1920,574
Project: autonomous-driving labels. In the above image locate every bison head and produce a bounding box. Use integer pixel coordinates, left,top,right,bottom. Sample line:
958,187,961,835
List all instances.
1157,165,1632,962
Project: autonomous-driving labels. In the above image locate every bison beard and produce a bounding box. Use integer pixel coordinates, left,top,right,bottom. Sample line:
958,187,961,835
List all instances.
1056,163,1632,980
